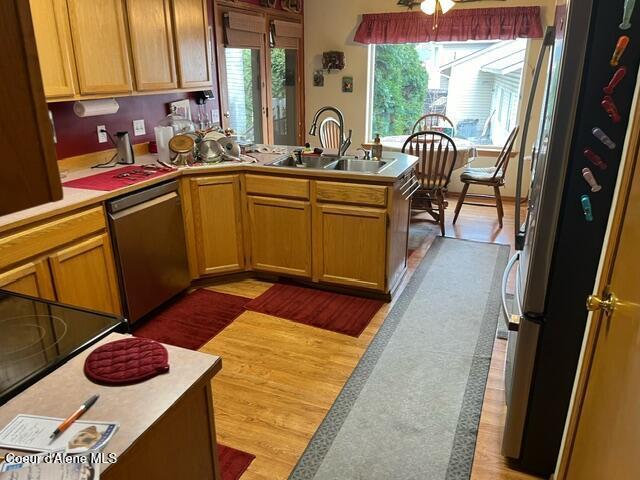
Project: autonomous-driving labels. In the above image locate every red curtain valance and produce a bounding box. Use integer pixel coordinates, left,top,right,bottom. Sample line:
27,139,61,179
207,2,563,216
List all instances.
354,7,543,44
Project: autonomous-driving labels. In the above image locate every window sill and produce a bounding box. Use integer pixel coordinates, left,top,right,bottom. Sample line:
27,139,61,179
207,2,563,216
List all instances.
475,147,519,158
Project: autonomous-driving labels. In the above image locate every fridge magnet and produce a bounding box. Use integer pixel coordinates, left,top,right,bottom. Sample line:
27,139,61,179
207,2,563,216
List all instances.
603,66,627,95
584,148,608,170
342,76,354,93
611,36,630,66
601,96,622,123
323,51,345,72
592,127,616,150
313,70,325,87
582,168,603,193
620,0,636,29
581,195,594,222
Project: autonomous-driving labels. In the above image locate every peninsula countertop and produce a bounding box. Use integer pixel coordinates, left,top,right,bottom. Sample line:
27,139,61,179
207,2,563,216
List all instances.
0,151,418,235
0,333,223,478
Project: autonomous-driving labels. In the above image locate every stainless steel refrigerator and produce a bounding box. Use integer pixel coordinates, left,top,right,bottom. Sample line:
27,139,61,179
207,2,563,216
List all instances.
501,0,640,475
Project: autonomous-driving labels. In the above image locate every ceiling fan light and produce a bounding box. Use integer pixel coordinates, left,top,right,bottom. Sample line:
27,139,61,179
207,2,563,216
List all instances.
439,0,455,13
420,0,436,15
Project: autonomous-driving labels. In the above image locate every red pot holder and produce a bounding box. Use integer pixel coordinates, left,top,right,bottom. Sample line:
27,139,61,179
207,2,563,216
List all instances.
84,338,170,385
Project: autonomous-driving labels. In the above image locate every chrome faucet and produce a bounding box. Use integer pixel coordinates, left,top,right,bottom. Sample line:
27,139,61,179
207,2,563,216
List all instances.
309,106,352,156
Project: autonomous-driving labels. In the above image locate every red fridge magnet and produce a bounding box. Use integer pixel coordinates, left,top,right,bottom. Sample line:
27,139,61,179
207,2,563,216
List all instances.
601,96,622,123
603,66,627,95
584,148,608,170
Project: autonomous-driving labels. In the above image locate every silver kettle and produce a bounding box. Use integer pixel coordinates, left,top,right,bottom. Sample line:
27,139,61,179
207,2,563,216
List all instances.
115,131,135,165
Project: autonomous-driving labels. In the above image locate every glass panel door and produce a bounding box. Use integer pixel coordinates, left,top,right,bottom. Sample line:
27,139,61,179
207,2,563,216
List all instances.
270,48,298,145
224,48,264,144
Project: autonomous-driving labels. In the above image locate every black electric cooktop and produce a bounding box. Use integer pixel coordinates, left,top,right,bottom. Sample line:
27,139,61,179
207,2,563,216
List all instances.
0,290,128,405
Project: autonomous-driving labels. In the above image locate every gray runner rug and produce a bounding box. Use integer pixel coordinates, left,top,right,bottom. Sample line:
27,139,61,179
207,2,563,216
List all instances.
289,237,510,480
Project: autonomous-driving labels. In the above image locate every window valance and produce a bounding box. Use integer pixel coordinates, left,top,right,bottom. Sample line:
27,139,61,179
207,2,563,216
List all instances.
354,7,543,44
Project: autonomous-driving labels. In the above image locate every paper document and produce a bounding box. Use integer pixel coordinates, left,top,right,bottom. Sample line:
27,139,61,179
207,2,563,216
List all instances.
0,415,118,454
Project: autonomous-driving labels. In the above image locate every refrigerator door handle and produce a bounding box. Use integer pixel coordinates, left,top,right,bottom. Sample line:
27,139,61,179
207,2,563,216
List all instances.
502,253,523,332
515,26,556,250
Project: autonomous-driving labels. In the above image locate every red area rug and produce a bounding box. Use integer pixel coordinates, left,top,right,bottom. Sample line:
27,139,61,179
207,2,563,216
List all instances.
245,284,385,337
134,289,250,350
218,444,255,480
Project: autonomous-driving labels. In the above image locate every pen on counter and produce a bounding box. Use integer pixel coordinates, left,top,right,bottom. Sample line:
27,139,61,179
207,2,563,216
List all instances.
49,394,99,440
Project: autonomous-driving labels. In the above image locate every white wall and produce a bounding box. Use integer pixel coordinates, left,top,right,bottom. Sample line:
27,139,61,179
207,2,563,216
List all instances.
304,0,557,196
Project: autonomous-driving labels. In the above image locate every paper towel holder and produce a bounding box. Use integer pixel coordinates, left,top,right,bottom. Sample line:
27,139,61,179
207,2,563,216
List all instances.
73,98,120,118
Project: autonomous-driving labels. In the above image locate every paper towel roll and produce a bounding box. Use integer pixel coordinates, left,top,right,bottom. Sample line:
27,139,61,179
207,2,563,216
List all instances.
73,98,120,117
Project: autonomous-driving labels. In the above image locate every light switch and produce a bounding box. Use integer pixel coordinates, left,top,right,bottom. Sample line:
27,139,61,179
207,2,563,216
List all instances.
133,119,146,136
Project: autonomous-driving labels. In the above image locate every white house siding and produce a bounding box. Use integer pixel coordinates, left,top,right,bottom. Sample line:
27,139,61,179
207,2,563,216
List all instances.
491,70,523,144
446,64,495,128
225,49,248,138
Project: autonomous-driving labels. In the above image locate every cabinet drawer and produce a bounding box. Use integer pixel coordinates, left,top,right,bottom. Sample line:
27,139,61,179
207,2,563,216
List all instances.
315,181,388,207
245,174,310,200
0,206,107,269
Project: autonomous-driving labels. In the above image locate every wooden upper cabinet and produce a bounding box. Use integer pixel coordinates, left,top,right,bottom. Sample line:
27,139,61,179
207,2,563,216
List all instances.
125,0,178,91
171,0,212,88
66,0,132,95
0,0,62,216
29,0,77,98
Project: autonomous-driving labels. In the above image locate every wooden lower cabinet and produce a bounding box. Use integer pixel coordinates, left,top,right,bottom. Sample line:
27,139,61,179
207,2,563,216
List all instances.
314,204,388,291
189,175,245,276
48,234,120,314
247,195,312,278
0,259,55,300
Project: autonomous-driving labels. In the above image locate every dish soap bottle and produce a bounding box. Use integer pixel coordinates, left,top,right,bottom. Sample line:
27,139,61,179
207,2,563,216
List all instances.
372,134,383,160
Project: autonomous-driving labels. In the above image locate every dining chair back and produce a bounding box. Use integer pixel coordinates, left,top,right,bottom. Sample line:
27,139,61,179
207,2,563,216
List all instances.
402,131,458,236
319,117,343,150
412,113,455,134
403,131,458,191
491,125,519,182
453,126,520,228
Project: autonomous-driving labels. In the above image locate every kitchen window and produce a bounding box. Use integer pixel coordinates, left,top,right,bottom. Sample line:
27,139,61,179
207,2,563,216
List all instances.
215,7,304,146
370,39,527,147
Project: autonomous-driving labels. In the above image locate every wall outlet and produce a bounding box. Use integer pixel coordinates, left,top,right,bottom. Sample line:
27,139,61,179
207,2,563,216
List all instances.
133,119,146,136
97,125,108,143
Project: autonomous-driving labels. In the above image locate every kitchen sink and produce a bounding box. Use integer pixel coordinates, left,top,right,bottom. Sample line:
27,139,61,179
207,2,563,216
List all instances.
266,155,396,174
267,155,340,169
326,158,395,173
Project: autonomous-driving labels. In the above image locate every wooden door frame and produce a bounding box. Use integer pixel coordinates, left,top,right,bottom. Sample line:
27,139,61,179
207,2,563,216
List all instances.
555,89,640,479
212,0,305,145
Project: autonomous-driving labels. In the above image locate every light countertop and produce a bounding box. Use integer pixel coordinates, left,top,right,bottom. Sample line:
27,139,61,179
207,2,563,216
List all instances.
0,333,221,474
0,151,418,234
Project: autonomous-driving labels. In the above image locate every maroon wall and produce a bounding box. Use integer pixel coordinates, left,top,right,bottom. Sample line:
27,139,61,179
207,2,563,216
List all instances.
49,93,220,159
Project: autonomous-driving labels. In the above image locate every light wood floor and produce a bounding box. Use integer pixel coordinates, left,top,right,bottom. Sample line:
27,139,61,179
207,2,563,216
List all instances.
199,197,541,480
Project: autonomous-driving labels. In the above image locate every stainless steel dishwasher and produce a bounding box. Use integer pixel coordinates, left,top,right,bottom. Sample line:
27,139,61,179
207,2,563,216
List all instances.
107,180,190,324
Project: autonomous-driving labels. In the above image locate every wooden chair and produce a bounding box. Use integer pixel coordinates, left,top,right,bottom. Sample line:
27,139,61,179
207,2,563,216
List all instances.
453,126,519,228
402,131,458,236
412,113,455,134
319,117,343,150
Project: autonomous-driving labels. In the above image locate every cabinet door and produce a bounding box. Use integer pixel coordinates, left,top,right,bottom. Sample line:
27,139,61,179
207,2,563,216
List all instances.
171,0,212,88
0,260,55,300
126,0,178,91
314,204,387,291
29,0,77,98
190,176,244,276
0,0,62,216
66,0,132,94
48,234,121,314
247,196,311,278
